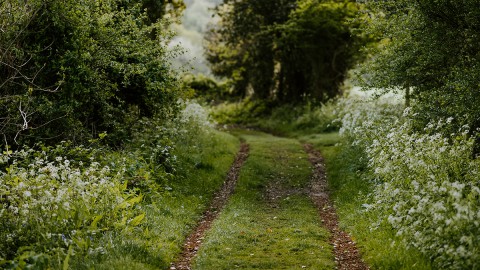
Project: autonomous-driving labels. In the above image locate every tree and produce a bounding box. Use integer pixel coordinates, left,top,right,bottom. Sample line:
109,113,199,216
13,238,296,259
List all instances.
205,0,368,103
205,0,296,100
0,0,184,146
276,0,368,102
359,0,480,148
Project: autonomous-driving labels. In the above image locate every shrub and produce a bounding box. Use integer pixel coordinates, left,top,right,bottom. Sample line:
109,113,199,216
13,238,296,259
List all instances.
210,98,340,136
292,99,341,133
0,100,222,268
358,0,480,154
0,0,182,146
0,144,144,268
181,74,231,103
338,94,480,269
209,99,270,125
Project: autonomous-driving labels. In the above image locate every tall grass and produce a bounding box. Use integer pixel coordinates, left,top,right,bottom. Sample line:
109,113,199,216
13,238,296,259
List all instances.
330,92,479,269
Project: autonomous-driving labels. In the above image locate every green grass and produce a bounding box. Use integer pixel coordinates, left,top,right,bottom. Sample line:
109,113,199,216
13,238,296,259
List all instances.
70,130,241,269
211,100,340,137
301,132,433,270
297,132,340,148
193,131,335,270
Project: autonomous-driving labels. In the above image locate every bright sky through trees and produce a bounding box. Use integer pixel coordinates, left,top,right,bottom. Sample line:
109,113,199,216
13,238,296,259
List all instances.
170,0,222,74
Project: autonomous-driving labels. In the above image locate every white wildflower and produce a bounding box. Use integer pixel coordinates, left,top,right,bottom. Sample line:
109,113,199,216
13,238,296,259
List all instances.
63,202,70,210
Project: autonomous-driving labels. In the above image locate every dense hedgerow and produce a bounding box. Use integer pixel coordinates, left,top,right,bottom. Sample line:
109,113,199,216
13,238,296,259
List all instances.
0,0,183,146
337,94,480,269
0,101,218,269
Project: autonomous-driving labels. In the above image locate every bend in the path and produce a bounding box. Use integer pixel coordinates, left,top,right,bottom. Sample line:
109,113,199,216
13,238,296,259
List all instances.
304,144,369,270
171,142,250,270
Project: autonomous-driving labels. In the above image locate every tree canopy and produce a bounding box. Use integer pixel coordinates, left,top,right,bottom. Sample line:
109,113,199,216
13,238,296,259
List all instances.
359,0,480,140
0,0,184,146
205,0,368,103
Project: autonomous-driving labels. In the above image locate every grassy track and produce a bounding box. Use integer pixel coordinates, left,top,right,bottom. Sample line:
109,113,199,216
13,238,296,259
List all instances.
193,130,335,269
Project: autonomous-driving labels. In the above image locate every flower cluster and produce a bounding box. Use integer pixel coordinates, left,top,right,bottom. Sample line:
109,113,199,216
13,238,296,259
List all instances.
337,94,480,269
0,147,142,266
0,101,219,268
178,99,215,130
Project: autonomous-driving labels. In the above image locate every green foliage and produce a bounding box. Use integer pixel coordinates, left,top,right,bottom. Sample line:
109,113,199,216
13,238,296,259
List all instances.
206,0,368,103
210,99,270,125
205,0,296,100
0,101,241,269
136,0,185,23
180,74,231,103
0,0,183,146
82,105,240,269
211,99,341,136
269,100,341,135
359,0,480,148
0,144,144,268
336,93,480,269
275,0,369,102
302,133,433,269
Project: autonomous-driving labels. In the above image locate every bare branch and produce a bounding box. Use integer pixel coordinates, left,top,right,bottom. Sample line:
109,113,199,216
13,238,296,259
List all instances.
3,134,11,156
29,115,67,131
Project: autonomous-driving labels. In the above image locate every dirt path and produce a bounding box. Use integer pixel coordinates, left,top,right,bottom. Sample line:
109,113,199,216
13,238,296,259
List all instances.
172,136,367,270
171,142,250,270
304,144,369,270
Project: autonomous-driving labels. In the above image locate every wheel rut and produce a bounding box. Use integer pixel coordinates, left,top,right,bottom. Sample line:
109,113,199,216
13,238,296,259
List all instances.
171,142,250,270
304,144,369,270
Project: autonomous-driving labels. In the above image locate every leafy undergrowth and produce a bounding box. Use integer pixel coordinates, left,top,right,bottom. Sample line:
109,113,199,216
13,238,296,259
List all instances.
301,133,433,269
211,99,340,136
337,95,479,269
80,130,240,270
193,131,334,269
0,102,241,269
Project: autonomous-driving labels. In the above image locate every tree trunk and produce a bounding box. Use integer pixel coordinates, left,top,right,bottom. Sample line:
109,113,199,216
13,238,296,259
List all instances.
405,85,411,108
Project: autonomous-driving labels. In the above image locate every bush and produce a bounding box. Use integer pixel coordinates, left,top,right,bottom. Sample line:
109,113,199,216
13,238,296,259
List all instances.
358,0,480,153
291,99,341,133
211,98,340,136
210,99,264,125
0,144,144,268
0,0,182,146
181,74,231,103
0,100,223,268
337,94,480,269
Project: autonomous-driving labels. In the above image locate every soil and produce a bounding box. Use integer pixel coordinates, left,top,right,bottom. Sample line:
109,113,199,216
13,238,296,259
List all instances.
171,142,250,270
304,144,370,270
